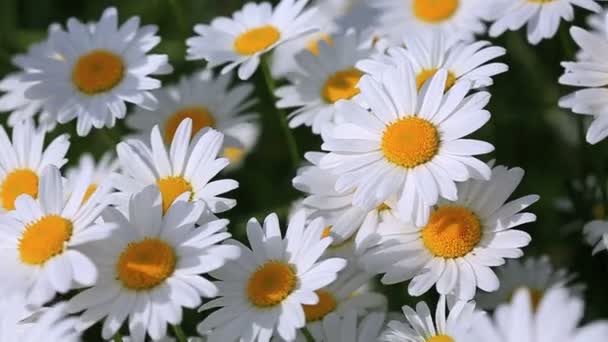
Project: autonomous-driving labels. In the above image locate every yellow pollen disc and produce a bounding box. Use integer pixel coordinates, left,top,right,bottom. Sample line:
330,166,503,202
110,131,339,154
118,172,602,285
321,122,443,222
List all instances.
413,0,459,23
247,261,296,307
223,146,246,164
592,203,606,220
322,225,333,239
377,203,391,212
234,25,281,55
421,205,482,258
381,117,440,168
322,68,364,104
426,335,455,342
72,49,124,95
416,69,457,91
164,106,216,143
19,215,73,265
303,290,337,322
306,34,334,56
82,184,98,204
509,287,544,310
157,176,193,214
1,169,39,211
116,238,176,290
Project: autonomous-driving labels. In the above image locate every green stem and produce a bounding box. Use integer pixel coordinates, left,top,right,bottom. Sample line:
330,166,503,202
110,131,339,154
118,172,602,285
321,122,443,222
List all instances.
168,0,190,37
302,328,315,342
260,54,300,170
113,332,124,342
172,324,188,342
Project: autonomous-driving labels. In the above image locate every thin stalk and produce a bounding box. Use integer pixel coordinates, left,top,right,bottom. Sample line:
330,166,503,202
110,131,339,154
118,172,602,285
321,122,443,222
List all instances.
172,324,188,342
113,332,124,342
302,328,315,342
260,54,300,170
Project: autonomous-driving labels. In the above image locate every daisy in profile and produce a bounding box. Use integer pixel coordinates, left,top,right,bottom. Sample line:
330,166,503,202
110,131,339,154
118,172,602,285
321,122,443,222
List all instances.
559,26,608,144
66,152,119,202
476,256,582,309
0,165,112,306
320,63,493,227
488,0,602,45
381,296,477,342
126,70,259,169
113,118,238,216
583,220,608,254
21,7,172,136
276,30,373,134
298,311,385,342
67,185,239,341
0,120,69,213
372,0,492,41
0,294,81,342
358,32,508,91
361,163,538,300
186,0,319,80
470,287,608,342
197,211,347,342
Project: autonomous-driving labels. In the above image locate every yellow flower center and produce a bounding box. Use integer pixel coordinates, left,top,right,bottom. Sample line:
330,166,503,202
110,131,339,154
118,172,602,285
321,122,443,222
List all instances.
116,238,176,290
157,176,193,214
306,34,334,56
234,25,281,55
413,0,459,23
509,287,544,310
426,335,455,342
247,261,296,307
164,106,216,143
82,184,98,204
381,117,440,168
421,205,482,258
377,203,391,212
72,49,125,95
322,225,332,239
322,68,363,104
592,203,605,220
19,215,73,265
416,69,458,91
1,169,39,211
303,290,337,322
223,146,246,164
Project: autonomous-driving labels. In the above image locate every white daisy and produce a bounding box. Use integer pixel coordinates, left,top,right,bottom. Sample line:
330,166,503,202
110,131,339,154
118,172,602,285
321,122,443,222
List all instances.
358,32,508,92
583,219,608,254
67,185,239,341
276,30,373,134
559,26,608,144
113,118,238,216
0,165,112,306
488,0,602,45
470,287,608,342
21,7,172,136
361,163,538,300
0,294,81,342
372,0,492,42
197,211,347,342
126,70,259,169
186,0,319,80
296,311,386,342
476,256,582,309
0,120,70,213
320,62,494,227
380,296,477,342
66,152,119,201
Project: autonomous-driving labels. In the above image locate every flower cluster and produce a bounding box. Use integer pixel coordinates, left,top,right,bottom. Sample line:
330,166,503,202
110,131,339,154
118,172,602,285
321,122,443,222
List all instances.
2,0,608,341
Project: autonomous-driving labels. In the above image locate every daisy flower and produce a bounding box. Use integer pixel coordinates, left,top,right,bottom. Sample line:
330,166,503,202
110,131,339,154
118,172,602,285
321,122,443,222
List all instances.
358,32,508,92
186,0,319,80
559,26,608,144
126,70,260,169
67,185,239,341
372,0,492,42
197,211,347,342
113,118,238,216
380,295,477,342
21,7,172,136
276,30,373,134
0,294,81,342
296,311,386,342
583,219,608,254
470,287,608,342
0,165,112,306
66,152,119,201
361,163,538,300
476,256,582,309
320,63,494,227
488,0,602,45
0,120,69,213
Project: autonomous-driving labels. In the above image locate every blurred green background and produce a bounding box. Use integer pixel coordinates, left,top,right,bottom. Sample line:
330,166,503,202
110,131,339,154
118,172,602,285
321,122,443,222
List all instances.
1,0,608,338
